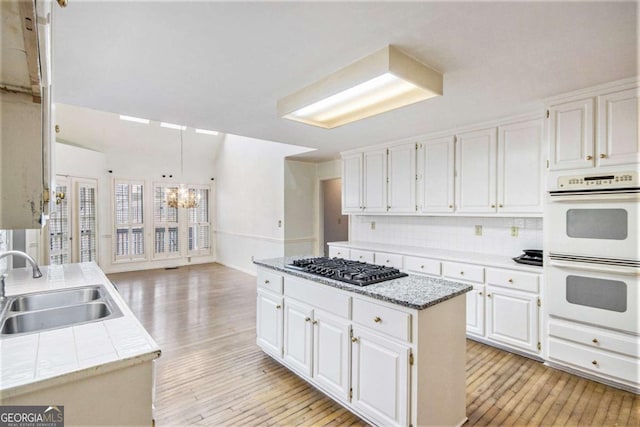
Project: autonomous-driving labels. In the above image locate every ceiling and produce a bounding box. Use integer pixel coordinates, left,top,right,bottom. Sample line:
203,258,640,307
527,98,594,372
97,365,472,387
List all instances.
53,1,638,161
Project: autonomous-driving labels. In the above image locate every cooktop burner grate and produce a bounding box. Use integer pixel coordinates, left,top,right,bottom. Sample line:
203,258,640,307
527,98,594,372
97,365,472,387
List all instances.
287,257,408,286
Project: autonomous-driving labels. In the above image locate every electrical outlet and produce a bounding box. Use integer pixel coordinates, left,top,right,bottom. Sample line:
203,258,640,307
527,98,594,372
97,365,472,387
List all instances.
371,221,376,230
475,225,482,236
278,220,282,228
511,226,519,237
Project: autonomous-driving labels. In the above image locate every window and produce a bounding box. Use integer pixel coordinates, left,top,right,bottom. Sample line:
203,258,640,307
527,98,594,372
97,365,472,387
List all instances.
115,180,145,261
78,182,98,262
49,178,70,265
188,187,211,255
154,184,180,258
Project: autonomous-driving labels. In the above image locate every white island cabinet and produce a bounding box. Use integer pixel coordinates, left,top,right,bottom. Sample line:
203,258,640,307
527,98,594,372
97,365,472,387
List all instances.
255,258,472,427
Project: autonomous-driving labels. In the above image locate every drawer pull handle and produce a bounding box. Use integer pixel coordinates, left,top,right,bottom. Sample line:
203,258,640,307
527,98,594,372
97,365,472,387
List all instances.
386,259,390,263
351,337,358,343
359,256,363,259
508,278,513,283
373,316,382,323
460,271,464,275
276,305,281,309
264,279,270,284
420,265,424,269
592,338,599,344
305,317,311,322
592,360,598,365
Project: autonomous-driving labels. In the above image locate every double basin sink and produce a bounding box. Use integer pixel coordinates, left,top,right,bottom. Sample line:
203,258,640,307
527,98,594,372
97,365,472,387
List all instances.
0,284,123,336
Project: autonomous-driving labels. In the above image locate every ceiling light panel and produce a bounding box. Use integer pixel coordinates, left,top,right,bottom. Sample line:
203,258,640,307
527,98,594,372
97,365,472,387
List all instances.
160,122,187,130
119,115,150,124
277,45,443,129
195,128,219,136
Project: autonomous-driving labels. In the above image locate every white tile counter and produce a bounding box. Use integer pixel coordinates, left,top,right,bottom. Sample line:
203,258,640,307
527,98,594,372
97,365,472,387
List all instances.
0,262,161,399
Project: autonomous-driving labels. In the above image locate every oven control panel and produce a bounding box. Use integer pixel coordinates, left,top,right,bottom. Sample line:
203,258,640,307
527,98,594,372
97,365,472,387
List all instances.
557,171,637,190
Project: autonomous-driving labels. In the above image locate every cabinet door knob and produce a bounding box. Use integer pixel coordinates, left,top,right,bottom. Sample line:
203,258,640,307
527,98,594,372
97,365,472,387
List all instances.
312,320,318,325
592,338,599,344
276,305,281,309
592,360,598,365
373,316,382,323
478,291,483,296
460,271,464,275
487,293,492,298
586,155,593,160
420,265,424,269
508,278,513,283
264,279,270,284
600,153,607,159
305,317,311,322
491,204,496,208
499,204,503,208
449,205,453,209
351,337,358,343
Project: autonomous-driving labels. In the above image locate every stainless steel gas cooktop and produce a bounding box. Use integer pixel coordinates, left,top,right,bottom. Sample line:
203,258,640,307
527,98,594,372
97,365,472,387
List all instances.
287,257,408,286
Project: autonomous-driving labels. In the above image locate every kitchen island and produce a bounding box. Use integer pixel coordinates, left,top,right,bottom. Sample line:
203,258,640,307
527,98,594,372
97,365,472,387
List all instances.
255,256,473,427
0,262,160,426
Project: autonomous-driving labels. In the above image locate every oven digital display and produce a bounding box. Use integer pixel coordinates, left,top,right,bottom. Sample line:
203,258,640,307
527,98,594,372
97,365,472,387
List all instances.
583,175,615,181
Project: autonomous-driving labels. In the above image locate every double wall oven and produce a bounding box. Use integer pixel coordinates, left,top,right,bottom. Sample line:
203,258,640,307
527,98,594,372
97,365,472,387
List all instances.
547,171,639,334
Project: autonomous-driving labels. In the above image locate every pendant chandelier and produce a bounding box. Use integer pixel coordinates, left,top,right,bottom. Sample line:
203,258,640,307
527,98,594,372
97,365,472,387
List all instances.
166,128,200,209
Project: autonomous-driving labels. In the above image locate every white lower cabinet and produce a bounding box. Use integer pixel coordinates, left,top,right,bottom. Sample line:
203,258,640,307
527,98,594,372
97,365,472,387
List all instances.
256,291,283,358
486,286,539,353
465,285,485,336
351,327,410,427
313,310,351,401
283,299,314,377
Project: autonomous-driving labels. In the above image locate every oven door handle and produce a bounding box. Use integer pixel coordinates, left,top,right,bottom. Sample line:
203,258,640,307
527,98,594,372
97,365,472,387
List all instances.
549,192,640,202
549,259,640,276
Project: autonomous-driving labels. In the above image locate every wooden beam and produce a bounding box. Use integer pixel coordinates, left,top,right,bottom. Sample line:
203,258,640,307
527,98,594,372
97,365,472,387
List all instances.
17,0,41,103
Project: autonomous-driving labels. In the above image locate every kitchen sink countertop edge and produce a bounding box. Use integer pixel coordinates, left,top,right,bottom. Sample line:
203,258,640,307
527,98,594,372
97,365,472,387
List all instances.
254,256,473,310
0,262,161,399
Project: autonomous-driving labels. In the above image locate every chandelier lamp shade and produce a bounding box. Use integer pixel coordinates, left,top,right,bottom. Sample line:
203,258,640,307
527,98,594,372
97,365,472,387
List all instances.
277,45,443,129
165,128,200,209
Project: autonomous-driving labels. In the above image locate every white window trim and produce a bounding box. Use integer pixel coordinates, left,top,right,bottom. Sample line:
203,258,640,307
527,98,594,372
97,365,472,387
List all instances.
113,178,147,263
152,182,182,261
188,184,212,257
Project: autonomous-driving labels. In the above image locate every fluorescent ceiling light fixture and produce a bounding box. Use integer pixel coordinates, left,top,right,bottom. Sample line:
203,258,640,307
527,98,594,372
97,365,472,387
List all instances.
119,115,150,124
195,128,219,136
277,45,443,129
160,122,187,130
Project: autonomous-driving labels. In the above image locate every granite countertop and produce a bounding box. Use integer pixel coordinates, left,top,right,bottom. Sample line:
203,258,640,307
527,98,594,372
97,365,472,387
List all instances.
329,241,543,273
0,262,161,398
254,256,473,310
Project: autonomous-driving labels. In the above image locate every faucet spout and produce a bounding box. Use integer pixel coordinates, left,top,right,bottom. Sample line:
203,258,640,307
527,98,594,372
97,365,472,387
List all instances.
0,251,43,301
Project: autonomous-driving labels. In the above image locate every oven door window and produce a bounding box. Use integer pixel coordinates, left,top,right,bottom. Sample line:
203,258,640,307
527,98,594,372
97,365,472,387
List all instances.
566,209,628,240
566,275,627,312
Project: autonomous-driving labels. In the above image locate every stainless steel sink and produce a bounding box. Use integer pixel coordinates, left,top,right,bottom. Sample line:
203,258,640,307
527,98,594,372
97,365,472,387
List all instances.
1,302,114,334
0,284,123,336
9,287,101,312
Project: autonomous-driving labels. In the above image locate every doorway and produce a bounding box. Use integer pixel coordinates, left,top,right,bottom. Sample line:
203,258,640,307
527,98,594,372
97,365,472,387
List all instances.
321,178,348,256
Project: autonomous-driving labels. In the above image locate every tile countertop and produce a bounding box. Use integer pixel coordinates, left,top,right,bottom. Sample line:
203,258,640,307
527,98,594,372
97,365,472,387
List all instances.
328,241,543,274
254,256,473,310
0,262,161,399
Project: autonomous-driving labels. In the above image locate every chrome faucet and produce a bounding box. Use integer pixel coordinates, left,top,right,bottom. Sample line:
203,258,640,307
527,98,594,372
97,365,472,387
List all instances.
0,251,43,301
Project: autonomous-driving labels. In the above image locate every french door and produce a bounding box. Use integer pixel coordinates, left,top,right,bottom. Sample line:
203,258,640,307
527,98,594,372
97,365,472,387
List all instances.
49,176,98,265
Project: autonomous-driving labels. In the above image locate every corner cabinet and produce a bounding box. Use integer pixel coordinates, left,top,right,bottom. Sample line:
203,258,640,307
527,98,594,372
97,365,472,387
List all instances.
548,82,639,171
255,266,468,427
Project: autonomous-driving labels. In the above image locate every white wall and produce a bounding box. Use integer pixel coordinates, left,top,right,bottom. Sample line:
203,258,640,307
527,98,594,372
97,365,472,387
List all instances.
284,160,317,256
350,215,543,257
215,134,313,274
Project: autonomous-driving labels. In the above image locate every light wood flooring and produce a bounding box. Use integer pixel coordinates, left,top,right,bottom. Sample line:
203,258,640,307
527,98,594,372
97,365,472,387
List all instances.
108,263,639,426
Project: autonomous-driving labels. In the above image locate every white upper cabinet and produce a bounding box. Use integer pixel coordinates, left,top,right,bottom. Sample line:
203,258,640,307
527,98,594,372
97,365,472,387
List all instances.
342,153,363,213
363,149,388,213
497,119,544,214
455,128,497,213
549,98,595,170
419,136,455,213
387,143,416,213
597,88,640,167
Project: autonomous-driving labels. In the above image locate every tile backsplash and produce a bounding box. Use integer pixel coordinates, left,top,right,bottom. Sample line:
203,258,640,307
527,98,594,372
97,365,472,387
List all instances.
350,216,543,257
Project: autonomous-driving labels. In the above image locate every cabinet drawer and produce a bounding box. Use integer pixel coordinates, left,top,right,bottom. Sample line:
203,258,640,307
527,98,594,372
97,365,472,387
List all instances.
350,249,374,264
285,277,350,319
443,262,484,284
404,256,441,277
549,318,639,358
353,298,411,342
548,338,640,384
486,269,539,293
257,269,283,294
374,252,403,269
329,246,350,259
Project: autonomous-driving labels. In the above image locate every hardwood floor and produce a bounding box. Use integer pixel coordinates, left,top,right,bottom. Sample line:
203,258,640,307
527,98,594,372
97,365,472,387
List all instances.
108,263,639,426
